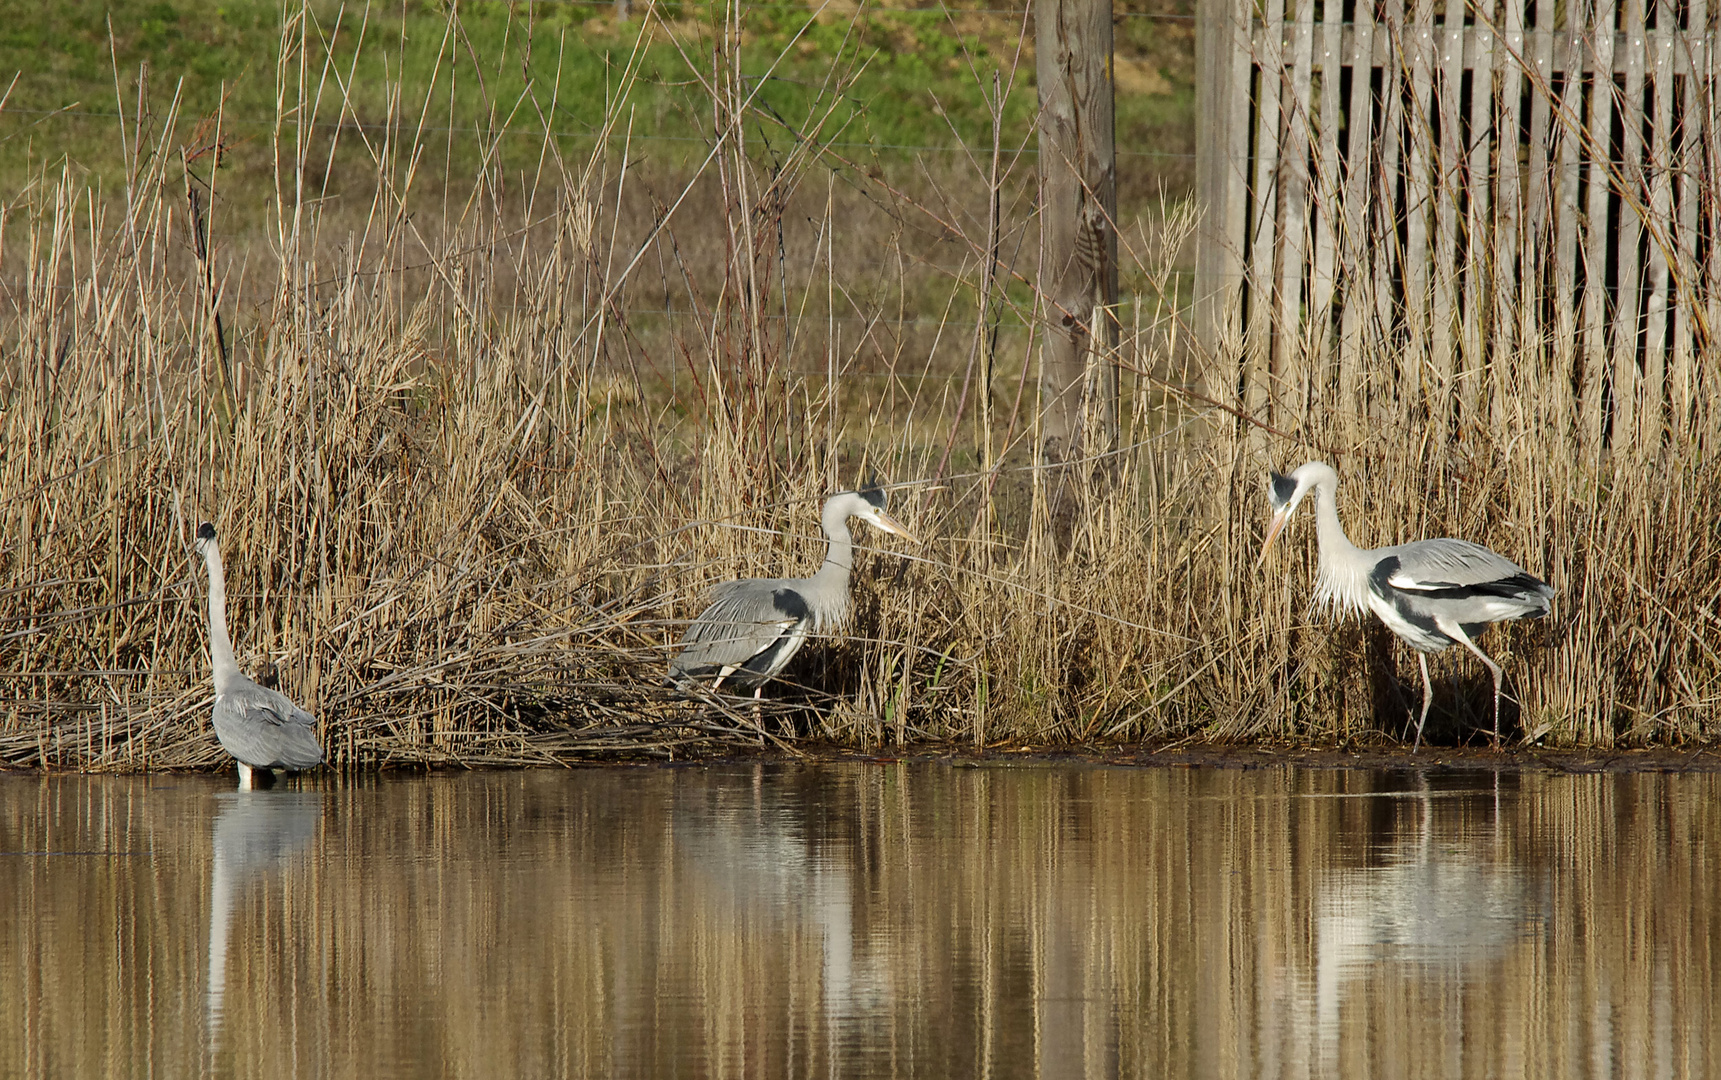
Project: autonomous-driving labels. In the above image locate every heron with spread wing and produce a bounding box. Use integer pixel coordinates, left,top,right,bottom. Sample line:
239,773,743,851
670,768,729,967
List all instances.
1258,462,1555,750
670,487,918,697
193,522,324,787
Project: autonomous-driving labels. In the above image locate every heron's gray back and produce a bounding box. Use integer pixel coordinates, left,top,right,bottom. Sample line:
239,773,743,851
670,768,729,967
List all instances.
1386,538,1546,592
212,677,324,771
670,578,813,680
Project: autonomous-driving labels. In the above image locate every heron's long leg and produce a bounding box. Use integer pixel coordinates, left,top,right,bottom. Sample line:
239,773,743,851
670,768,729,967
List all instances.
236,761,255,790
1444,624,1506,747
1414,653,1435,753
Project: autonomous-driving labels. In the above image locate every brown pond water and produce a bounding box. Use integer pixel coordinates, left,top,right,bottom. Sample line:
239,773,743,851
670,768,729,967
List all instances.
2,762,1717,1078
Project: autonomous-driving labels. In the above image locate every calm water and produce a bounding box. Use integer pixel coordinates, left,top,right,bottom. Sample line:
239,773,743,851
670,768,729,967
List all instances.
2,761,1717,1078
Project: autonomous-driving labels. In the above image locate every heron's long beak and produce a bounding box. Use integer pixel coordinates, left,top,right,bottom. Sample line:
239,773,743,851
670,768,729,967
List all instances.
871,510,919,545
1256,508,1291,568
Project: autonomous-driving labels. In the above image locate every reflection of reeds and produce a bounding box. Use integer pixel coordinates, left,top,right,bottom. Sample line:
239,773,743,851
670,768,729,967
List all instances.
0,2,1716,766
3,768,1717,1076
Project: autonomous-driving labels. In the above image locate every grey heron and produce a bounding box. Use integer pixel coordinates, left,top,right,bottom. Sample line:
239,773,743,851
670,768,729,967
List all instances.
193,522,324,787
1258,462,1555,750
669,487,918,697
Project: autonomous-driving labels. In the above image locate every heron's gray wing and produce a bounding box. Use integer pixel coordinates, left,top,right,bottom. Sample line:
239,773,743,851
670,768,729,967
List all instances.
1381,539,1555,609
670,578,809,676
212,680,324,770
1382,539,1537,589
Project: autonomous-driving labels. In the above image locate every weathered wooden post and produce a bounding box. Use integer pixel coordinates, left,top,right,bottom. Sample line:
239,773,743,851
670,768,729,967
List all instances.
1036,0,1118,470
1193,0,1247,364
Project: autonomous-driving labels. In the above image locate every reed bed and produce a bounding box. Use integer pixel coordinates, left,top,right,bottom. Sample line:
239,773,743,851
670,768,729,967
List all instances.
1,3,1716,771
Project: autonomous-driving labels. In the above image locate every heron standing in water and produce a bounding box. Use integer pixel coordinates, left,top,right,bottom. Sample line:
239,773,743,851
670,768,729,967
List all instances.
1258,462,1555,750
669,487,918,697
193,522,324,787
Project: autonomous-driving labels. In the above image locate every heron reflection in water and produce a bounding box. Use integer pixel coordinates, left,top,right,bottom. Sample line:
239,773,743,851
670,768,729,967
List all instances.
193,522,324,786
1258,462,1556,749
1308,776,1544,1063
669,765,872,1027
669,487,917,697
205,789,322,1046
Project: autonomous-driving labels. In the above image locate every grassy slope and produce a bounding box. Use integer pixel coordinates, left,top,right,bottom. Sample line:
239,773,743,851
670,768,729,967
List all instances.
0,0,1195,203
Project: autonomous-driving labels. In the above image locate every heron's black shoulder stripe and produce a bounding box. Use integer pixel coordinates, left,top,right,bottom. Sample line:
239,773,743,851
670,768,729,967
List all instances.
771,587,810,622
740,634,796,679
1269,471,1297,508
1369,555,1447,639
736,592,812,681
1417,572,1552,601
1369,555,1402,593
1382,567,1552,603
1495,572,1553,596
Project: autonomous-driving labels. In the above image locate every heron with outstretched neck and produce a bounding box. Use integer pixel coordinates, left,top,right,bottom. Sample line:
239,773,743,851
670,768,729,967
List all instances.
669,487,918,697
193,522,324,787
1258,462,1555,750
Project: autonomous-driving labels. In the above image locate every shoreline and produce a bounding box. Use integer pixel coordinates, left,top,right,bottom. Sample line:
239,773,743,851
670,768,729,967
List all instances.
9,740,1720,777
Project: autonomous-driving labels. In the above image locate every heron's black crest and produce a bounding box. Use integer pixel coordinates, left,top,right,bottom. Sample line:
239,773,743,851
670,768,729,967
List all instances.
1269,471,1297,508
197,522,217,541
858,483,887,510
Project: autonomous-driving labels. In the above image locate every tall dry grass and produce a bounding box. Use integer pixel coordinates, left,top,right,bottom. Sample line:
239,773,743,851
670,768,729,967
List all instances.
0,2,1715,770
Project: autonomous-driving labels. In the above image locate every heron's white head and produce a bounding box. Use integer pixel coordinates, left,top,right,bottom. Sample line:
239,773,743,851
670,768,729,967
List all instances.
1257,461,1336,567
834,486,919,544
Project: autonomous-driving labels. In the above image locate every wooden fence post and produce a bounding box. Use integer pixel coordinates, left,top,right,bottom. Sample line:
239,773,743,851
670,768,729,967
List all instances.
1195,0,1248,369
1037,0,1118,469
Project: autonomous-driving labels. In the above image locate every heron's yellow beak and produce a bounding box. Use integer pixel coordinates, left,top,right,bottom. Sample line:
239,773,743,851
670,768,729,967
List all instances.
1257,508,1291,568
872,510,919,545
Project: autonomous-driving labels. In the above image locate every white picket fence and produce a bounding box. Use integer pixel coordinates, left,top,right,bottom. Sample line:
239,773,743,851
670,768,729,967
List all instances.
1194,0,1718,452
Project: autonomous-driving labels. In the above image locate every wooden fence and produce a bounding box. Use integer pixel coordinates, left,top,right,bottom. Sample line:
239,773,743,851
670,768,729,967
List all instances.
1194,0,1718,454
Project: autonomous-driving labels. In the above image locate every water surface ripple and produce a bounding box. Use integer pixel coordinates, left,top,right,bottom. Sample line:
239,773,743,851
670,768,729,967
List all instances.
2,762,1715,1078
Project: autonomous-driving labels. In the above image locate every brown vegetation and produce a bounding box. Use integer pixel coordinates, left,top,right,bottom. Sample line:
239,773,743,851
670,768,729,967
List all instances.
1,4,1716,772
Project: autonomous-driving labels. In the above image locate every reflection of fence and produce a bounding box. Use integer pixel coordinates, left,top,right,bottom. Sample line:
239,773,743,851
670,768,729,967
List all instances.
1194,0,1717,454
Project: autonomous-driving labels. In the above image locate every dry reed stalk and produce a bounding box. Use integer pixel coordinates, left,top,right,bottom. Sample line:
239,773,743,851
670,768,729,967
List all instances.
2,2,1718,772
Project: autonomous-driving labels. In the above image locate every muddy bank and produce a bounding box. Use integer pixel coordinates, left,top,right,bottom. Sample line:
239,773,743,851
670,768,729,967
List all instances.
565,740,1721,774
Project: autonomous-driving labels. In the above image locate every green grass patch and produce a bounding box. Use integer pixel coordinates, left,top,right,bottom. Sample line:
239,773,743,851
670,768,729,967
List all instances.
1,0,1193,206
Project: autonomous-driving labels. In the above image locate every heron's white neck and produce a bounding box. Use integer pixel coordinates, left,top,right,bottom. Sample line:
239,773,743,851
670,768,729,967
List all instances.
1308,477,1373,616
200,547,244,692
207,826,234,1039
805,500,856,631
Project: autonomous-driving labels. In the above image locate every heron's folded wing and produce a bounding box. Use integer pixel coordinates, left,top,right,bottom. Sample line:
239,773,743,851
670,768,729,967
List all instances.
214,686,324,769
239,687,317,729
674,579,806,670
1385,539,1553,600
